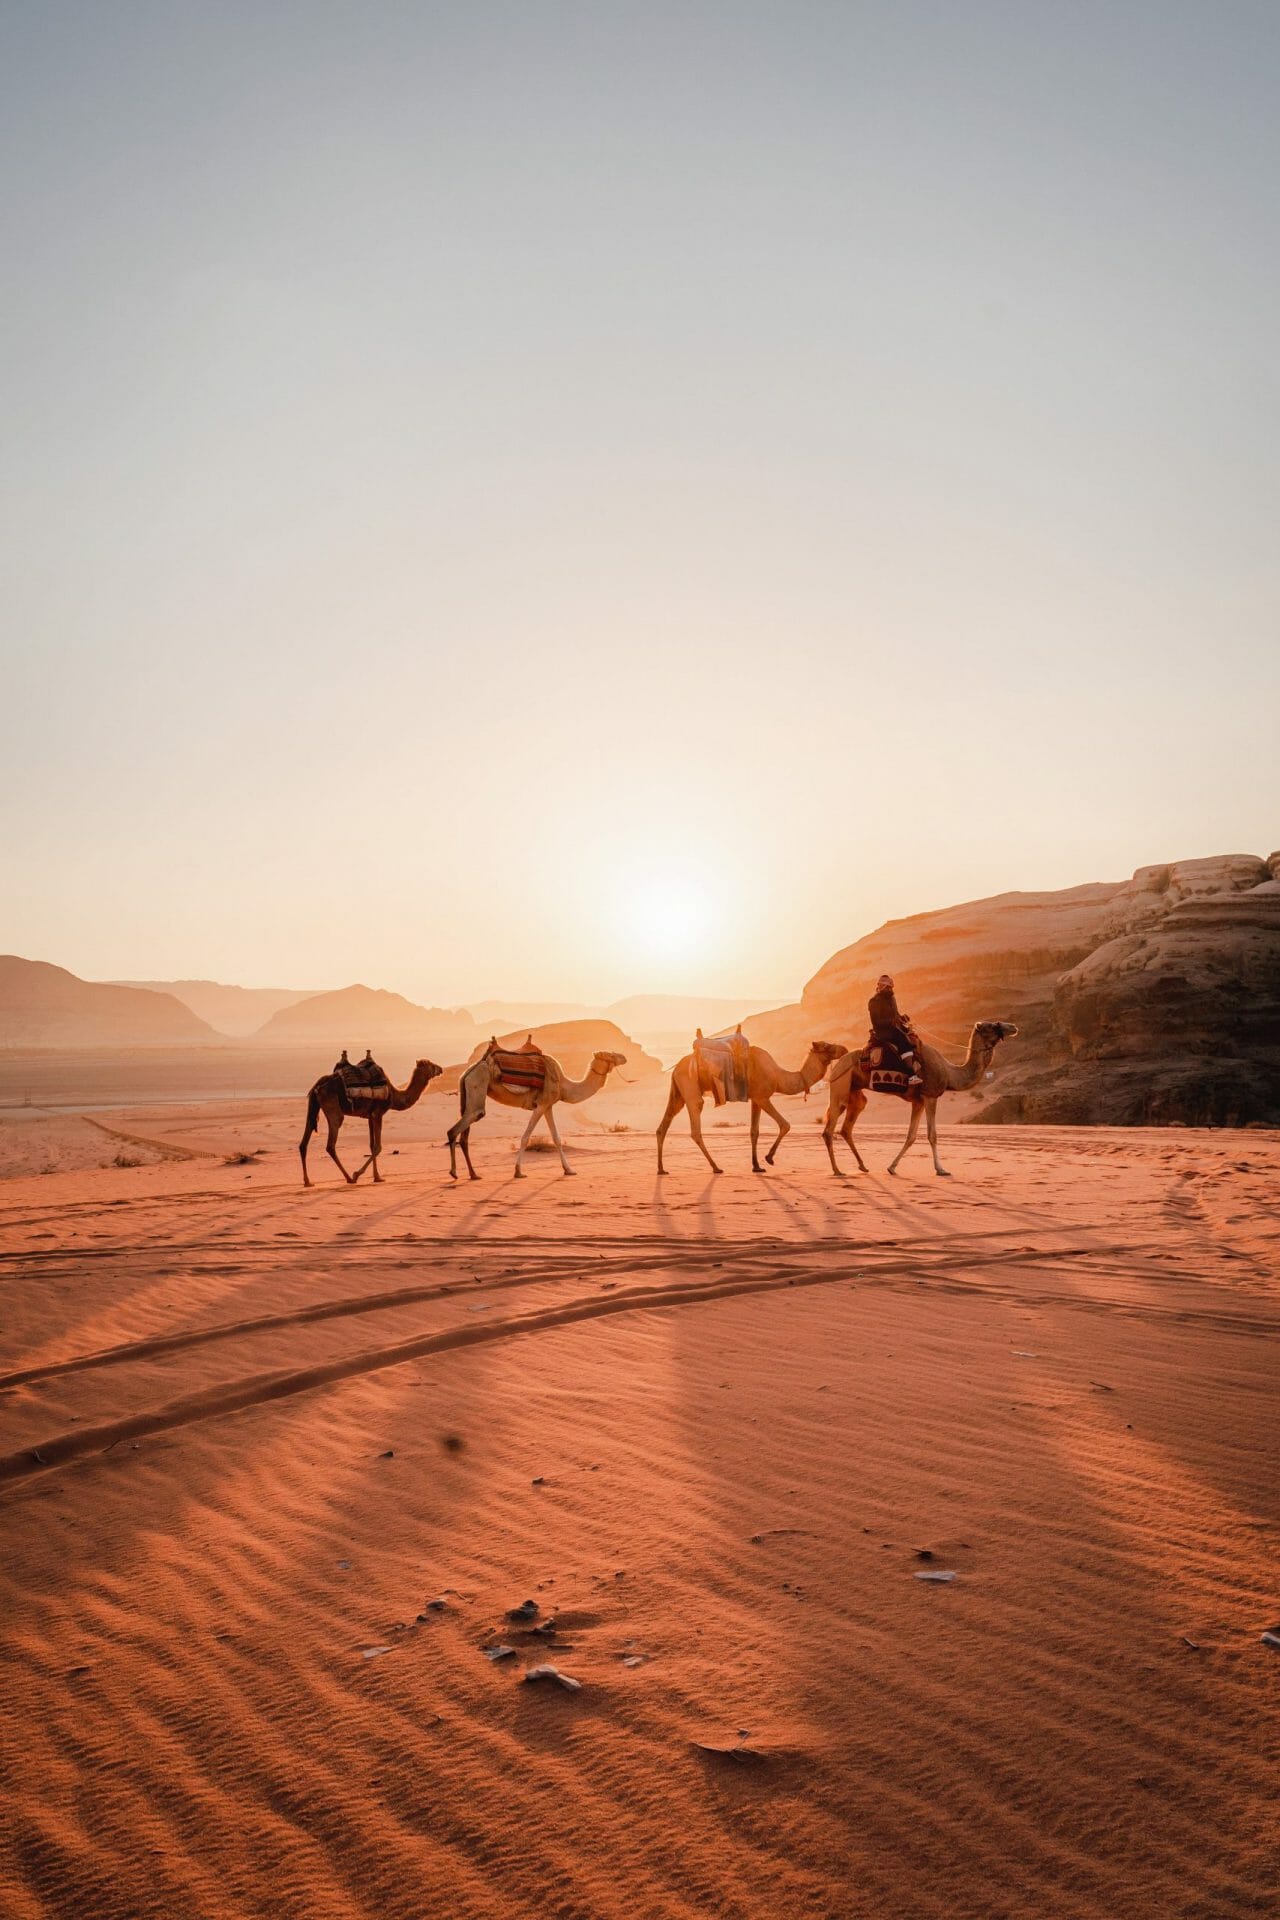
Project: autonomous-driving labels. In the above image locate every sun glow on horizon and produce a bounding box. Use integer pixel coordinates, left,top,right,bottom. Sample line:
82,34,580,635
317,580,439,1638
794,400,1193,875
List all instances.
605,865,727,982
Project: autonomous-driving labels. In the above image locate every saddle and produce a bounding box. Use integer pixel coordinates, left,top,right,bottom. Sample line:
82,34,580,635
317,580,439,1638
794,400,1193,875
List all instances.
487,1035,547,1093
332,1050,392,1108
693,1026,751,1105
860,1041,916,1098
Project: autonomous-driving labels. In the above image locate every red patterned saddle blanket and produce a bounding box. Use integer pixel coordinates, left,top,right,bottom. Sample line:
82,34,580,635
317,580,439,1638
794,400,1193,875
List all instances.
488,1039,547,1092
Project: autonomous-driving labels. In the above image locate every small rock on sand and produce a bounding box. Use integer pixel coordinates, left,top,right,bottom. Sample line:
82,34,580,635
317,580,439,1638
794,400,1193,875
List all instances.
483,1644,516,1661
915,1570,957,1583
505,1599,539,1623
1261,1631,1280,1651
524,1665,581,1690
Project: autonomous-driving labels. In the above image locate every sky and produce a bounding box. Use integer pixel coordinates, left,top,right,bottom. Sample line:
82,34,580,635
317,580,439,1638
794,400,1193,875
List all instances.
2,1,1277,1007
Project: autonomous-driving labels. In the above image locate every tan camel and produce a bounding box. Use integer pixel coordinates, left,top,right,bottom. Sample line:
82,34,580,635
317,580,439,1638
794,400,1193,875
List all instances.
447,1045,627,1180
657,1039,846,1174
821,1021,1018,1178
299,1058,442,1187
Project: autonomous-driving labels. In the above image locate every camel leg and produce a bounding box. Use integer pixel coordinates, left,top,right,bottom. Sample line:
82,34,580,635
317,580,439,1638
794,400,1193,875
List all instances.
368,1110,384,1183
821,1083,844,1175
685,1089,722,1175
544,1103,574,1176
841,1090,869,1172
887,1100,923,1176
324,1114,359,1184
349,1109,379,1184
750,1103,764,1173
300,1099,319,1188
925,1099,950,1177
512,1106,541,1179
656,1081,684,1175
448,1082,484,1181
761,1096,790,1167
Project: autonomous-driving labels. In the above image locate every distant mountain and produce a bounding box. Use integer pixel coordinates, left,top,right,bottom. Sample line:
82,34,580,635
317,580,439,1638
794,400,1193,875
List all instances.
253,984,479,1062
465,1000,597,1031
439,1018,664,1090
461,993,789,1067
0,956,218,1048
117,979,317,1037
743,851,1280,1127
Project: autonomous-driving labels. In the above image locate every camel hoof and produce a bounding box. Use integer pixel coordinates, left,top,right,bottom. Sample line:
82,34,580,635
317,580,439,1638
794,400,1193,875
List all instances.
512,1170,524,1180
936,1169,952,1178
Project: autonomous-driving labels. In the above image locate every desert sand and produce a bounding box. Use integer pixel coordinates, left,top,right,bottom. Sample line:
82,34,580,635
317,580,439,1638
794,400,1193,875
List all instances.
0,1081,1277,1918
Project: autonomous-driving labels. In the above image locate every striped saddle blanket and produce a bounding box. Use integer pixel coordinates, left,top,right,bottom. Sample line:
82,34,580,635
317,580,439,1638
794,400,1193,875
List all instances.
489,1045,547,1093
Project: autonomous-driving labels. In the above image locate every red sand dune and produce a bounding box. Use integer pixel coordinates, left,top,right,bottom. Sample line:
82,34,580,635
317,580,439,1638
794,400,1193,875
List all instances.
0,1084,1277,1918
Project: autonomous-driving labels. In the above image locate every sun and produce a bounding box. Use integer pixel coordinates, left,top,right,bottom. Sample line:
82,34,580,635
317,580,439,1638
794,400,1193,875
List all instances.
620,874,715,965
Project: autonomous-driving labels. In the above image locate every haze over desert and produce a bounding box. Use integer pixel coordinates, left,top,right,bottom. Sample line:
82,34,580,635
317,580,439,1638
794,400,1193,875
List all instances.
4,3,1280,1916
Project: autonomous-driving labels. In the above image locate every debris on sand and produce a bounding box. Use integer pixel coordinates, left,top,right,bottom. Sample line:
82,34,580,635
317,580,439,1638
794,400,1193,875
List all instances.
692,1730,761,1763
360,1646,393,1660
524,1665,581,1690
1261,1631,1280,1651
378,1449,395,1458
914,1570,957,1583
915,1549,934,1562
483,1644,516,1662
505,1599,539,1624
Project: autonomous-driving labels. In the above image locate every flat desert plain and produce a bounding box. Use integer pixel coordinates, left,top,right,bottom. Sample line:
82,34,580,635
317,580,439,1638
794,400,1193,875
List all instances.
0,1083,1277,1919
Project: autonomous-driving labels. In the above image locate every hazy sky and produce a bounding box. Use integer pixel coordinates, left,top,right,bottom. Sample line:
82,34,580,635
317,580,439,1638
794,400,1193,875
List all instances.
3,1,1277,1006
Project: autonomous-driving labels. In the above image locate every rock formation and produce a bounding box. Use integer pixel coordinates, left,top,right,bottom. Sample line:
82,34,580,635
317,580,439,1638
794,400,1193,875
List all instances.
252,984,478,1061
744,853,1280,1127
0,957,218,1048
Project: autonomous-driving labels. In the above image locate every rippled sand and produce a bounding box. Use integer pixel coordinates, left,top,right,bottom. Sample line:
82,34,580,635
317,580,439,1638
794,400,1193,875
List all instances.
1,1088,1277,1918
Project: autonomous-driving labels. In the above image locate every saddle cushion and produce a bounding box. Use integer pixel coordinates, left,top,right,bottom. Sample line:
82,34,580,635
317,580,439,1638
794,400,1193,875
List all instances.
694,1033,751,1104
334,1056,391,1107
336,1079,393,1108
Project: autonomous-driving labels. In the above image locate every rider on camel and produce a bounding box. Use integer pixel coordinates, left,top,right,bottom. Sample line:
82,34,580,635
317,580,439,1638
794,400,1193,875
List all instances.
868,975,922,1087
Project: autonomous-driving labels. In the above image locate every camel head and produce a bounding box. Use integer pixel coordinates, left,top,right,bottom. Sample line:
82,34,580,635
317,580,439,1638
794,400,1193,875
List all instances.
414,1059,444,1081
809,1040,847,1077
591,1050,627,1078
973,1022,1018,1054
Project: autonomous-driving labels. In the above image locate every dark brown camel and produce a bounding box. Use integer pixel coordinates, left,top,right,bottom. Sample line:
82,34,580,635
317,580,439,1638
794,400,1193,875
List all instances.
299,1058,442,1186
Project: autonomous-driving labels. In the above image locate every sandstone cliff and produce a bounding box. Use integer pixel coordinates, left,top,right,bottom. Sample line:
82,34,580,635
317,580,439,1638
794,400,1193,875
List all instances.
743,853,1280,1126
